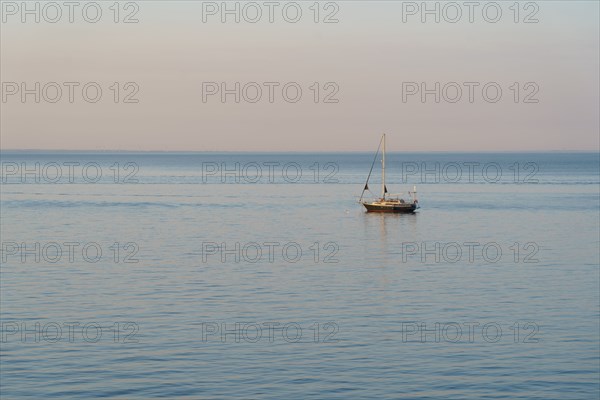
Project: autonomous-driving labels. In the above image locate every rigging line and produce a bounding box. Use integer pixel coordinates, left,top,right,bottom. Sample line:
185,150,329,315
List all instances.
359,135,384,203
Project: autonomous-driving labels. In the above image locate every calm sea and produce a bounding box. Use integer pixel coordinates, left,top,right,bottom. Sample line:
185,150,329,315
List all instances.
1,152,599,399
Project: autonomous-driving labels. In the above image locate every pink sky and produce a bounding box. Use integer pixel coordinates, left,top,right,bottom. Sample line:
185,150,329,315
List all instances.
1,1,598,151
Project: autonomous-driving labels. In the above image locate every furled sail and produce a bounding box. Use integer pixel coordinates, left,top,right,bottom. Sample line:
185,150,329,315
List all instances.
358,135,384,203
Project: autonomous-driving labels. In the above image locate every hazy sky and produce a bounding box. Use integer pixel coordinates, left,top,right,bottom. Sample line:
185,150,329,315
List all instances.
1,1,598,151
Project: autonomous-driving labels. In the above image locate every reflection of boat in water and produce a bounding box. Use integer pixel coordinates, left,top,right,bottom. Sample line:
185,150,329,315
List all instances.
359,134,419,213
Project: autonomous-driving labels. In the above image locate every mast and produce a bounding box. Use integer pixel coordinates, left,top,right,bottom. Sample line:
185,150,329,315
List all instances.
381,134,386,199
359,134,384,203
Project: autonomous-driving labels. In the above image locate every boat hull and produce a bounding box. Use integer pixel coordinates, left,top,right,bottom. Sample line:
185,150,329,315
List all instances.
362,202,418,213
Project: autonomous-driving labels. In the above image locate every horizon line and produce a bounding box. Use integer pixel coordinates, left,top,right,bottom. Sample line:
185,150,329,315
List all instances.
0,149,598,154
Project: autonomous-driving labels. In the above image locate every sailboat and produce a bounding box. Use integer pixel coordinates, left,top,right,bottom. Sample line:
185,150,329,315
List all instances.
359,134,419,213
